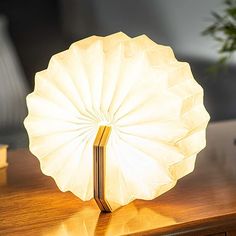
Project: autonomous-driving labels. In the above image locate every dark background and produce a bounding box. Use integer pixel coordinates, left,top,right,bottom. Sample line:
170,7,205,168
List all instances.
0,0,235,148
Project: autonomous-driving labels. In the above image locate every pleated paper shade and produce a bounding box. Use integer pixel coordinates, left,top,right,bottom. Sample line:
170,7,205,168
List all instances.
24,32,210,212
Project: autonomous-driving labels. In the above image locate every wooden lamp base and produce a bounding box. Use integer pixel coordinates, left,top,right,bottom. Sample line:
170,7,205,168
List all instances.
93,126,121,213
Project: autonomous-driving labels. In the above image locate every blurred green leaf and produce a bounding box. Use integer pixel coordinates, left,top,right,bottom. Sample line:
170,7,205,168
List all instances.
227,8,236,18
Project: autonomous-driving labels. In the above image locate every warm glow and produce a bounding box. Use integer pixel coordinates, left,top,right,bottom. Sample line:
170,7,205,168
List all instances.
24,32,210,210
0,145,8,169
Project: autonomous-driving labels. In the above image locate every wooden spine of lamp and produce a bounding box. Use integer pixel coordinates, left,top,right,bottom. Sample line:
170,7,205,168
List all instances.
93,126,112,212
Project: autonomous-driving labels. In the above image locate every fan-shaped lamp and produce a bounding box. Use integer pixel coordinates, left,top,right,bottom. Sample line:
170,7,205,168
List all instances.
24,32,210,212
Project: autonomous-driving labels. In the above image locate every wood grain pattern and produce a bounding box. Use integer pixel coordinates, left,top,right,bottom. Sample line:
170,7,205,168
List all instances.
211,233,226,236
0,120,236,235
227,230,236,236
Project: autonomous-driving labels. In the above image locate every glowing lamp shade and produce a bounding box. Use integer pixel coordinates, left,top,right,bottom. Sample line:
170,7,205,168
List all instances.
24,32,210,212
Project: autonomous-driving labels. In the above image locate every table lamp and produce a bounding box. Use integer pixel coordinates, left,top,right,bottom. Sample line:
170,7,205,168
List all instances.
24,32,210,212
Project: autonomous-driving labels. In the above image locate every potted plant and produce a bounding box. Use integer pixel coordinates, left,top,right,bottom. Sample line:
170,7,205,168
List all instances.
203,0,236,67
195,0,236,122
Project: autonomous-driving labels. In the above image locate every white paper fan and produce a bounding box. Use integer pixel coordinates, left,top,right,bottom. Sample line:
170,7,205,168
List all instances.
24,32,210,210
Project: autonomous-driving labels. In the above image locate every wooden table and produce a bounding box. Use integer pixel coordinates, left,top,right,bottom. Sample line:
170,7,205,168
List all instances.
1,120,236,236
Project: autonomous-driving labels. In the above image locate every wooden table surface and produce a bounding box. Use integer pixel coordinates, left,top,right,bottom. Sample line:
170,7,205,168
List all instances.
1,120,236,236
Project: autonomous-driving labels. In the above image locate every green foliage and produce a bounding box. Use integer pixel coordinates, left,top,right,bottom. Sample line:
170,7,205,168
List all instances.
202,0,236,69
